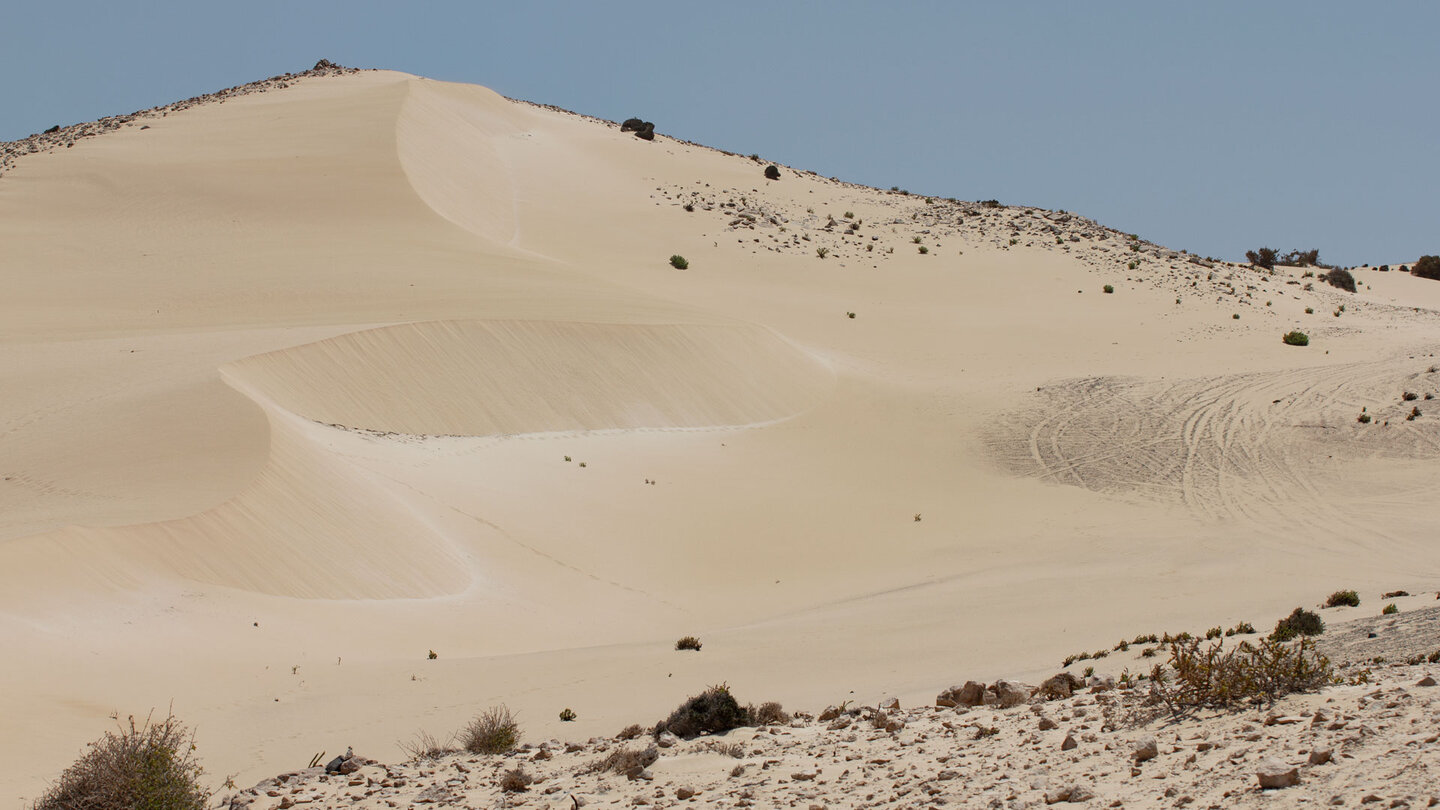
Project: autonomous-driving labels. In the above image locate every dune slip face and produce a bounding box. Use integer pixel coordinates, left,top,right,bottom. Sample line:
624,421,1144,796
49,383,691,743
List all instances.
5,63,1440,805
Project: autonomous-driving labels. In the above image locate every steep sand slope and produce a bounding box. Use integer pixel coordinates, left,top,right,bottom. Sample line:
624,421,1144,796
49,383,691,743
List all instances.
3,70,1439,803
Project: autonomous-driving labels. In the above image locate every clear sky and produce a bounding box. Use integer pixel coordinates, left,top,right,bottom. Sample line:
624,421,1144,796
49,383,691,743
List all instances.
4,1,1434,266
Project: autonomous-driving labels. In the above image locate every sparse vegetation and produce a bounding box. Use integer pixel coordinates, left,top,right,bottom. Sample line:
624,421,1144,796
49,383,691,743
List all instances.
1245,247,1278,269
398,729,457,763
669,254,688,270
1411,255,1440,281
1103,284,1114,294
918,246,928,254
816,247,829,259
1282,331,1309,346
1323,267,1356,293
1205,626,1223,640
654,684,748,739
1270,607,1324,642
1224,622,1256,637
592,745,659,779
559,708,577,722
461,705,520,755
499,766,533,793
1358,413,1372,423
675,636,702,651
764,165,781,181
749,701,790,726
1150,636,1334,713
616,723,646,740
1327,590,1361,608
846,312,855,319
33,711,210,810
1382,603,1400,615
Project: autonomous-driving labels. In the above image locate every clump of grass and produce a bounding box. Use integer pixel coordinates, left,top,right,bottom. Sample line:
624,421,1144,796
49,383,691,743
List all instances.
398,729,457,763
669,255,689,270
1282,331,1309,346
816,247,829,259
1382,603,1399,615
1224,622,1256,637
675,636,702,651
1103,284,1114,294
1270,607,1324,642
1326,590,1360,608
461,705,520,754
654,684,748,739
1150,636,1334,714
616,723,646,740
499,766,533,792
34,711,210,810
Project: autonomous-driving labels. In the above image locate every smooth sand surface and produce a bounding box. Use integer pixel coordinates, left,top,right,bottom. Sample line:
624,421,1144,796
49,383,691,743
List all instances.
4,70,1439,803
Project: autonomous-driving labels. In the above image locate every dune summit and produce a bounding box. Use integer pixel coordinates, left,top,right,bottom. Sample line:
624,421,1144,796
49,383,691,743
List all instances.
3,65,1439,804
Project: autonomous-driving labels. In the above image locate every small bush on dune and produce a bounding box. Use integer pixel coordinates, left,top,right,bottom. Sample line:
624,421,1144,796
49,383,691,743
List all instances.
616,723,646,740
34,711,210,810
1326,589,1360,608
1245,247,1278,269
1323,268,1356,293
669,255,688,270
749,701,790,726
655,684,748,739
398,729,457,763
461,705,520,754
1282,331,1309,346
1270,607,1325,641
764,165,781,180
1411,255,1440,281
675,636,702,651
591,745,659,779
499,766,533,793
1382,603,1399,615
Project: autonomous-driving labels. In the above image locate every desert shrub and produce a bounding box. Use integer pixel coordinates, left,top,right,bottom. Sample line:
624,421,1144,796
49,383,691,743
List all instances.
1382,603,1399,615
592,744,659,779
1326,589,1360,607
1382,590,1409,598
1103,284,1114,294
763,164,781,180
669,255,688,270
1412,255,1440,281
1408,406,1422,421
461,705,520,754
398,729,457,762
1205,627,1223,640
675,636,702,651
558,708,577,722
1150,636,1333,714
1270,607,1325,641
1403,391,1419,401
1305,307,1314,314
1282,331,1309,346
655,684,748,739
499,766,532,793
34,712,210,810
1224,621,1256,637
1279,248,1321,267
616,723,645,740
1245,247,1277,269
981,199,1001,208
1358,413,1372,423
749,701,790,726
918,246,929,254
1323,268,1356,293
816,247,829,259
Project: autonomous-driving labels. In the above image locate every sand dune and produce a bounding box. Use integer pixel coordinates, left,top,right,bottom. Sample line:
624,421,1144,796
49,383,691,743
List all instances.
4,67,1439,804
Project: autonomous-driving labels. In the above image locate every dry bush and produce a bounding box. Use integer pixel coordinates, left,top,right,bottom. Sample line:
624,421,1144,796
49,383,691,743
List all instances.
1150,637,1334,715
702,740,745,758
397,729,456,763
749,701,790,726
498,766,532,793
655,684,747,739
674,636,702,651
461,705,520,755
590,745,659,779
616,723,645,740
34,711,210,810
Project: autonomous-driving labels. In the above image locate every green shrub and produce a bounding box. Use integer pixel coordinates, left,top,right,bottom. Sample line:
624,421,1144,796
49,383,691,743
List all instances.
816,247,829,259
669,255,688,270
918,246,929,254
1323,268,1356,293
1224,621,1256,637
1150,637,1333,713
1411,255,1440,281
1282,331,1309,346
1103,284,1114,294
764,165,781,181
675,636,702,651
34,712,210,810
461,705,520,754
655,684,748,739
1205,626,1223,640
1382,603,1399,615
1305,307,1314,314
1358,413,1372,423
559,708,577,722
1326,590,1360,608
1245,247,1277,269
1271,607,1324,641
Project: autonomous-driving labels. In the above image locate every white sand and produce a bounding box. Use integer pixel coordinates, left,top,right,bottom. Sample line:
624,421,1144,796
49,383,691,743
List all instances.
4,69,1439,804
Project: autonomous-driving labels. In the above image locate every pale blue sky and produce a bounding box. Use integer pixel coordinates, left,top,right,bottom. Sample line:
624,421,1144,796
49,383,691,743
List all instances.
4,1,1434,266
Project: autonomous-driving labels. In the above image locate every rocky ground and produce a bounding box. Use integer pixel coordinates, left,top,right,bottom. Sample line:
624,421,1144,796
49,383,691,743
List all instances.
0,59,359,178
220,608,1440,810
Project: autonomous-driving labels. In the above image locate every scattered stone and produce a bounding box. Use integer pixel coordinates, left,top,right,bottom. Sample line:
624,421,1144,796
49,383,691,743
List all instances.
1309,749,1334,766
993,680,1035,708
1256,759,1300,789
675,786,696,800
937,681,986,708
1133,737,1159,763
1061,733,1077,751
